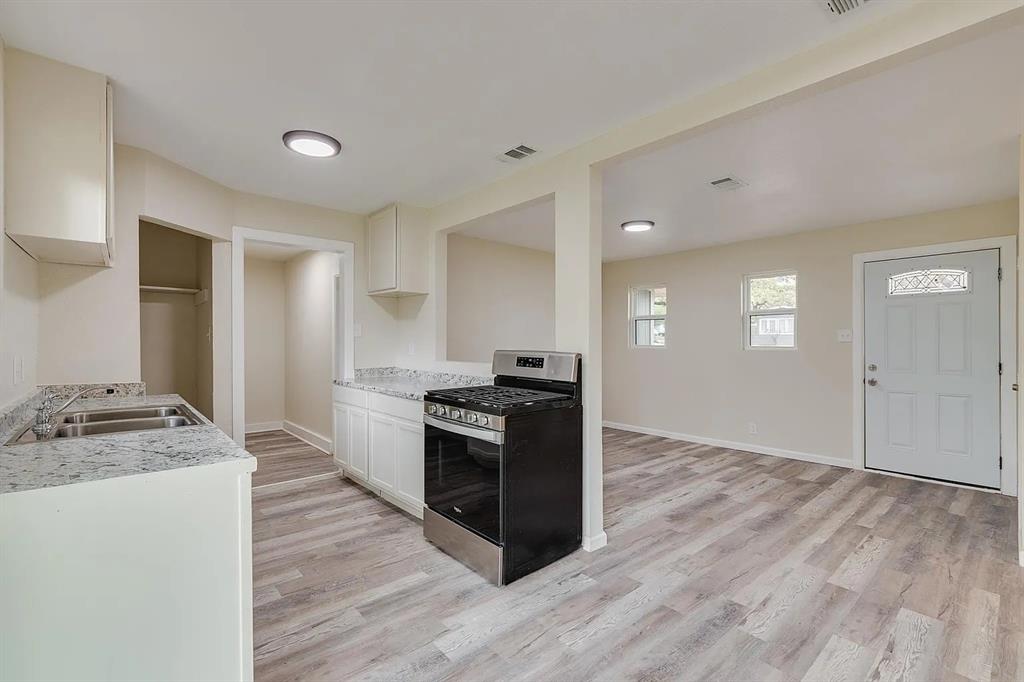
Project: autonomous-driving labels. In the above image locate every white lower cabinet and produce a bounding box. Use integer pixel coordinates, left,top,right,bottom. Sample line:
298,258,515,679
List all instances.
394,420,425,509
349,407,369,479
332,395,424,518
369,414,397,493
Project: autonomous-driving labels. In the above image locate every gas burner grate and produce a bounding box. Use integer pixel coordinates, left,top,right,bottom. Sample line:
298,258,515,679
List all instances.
429,385,565,407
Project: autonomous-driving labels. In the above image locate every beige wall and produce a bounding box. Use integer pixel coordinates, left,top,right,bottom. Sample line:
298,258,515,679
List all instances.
244,256,285,428
603,199,1019,465
284,250,337,440
34,144,396,434
446,234,555,363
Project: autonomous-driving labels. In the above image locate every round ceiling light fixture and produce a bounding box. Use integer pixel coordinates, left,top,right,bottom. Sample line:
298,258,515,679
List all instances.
282,130,341,158
620,220,654,233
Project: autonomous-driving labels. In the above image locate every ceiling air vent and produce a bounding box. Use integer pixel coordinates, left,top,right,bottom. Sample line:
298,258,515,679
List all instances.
498,144,538,163
825,0,869,16
709,176,747,191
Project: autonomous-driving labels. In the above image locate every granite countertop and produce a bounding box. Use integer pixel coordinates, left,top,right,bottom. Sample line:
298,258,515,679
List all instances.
337,367,492,401
0,394,254,496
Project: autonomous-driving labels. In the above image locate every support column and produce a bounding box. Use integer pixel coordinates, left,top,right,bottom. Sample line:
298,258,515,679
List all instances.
554,165,606,551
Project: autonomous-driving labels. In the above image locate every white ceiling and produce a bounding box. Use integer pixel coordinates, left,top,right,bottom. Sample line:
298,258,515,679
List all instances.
244,240,310,262
455,197,555,253
458,24,1024,261
0,0,906,215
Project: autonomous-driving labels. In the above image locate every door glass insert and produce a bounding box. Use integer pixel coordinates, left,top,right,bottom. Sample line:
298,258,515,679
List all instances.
888,268,969,296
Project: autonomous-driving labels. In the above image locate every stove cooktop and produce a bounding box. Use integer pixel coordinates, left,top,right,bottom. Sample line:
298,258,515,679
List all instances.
426,384,566,408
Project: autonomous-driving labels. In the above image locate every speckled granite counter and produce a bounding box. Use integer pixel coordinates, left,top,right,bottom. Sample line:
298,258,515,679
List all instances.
337,367,491,401
0,393,254,496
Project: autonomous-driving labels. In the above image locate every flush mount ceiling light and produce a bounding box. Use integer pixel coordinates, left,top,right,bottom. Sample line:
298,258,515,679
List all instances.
282,130,341,158
621,220,654,233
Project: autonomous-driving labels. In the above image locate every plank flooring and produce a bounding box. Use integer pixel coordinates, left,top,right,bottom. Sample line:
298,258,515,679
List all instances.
247,430,337,488
252,427,1023,681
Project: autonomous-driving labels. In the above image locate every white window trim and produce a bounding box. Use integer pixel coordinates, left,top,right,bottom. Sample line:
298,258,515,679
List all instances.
742,270,798,351
628,284,667,349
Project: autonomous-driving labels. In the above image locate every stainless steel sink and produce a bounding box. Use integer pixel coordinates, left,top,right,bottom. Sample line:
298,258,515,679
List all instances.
5,403,202,445
60,406,184,424
54,416,195,438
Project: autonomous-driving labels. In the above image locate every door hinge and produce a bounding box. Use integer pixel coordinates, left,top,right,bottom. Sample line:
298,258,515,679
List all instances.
999,456,1003,470
997,267,1003,281
999,362,1003,375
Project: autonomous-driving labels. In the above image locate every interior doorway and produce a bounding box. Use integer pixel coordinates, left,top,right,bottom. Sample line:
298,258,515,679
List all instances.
231,226,355,457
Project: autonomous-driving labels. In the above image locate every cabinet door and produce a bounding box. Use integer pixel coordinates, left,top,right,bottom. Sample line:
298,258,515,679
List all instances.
332,404,350,467
367,206,398,292
349,407,369,480
394,419,425,511
368,414,397,493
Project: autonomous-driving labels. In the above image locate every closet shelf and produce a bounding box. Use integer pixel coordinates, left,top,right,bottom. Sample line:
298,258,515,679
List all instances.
140,285,200,295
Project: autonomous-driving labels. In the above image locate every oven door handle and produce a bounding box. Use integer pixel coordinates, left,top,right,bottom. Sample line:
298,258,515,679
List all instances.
424,415,505,445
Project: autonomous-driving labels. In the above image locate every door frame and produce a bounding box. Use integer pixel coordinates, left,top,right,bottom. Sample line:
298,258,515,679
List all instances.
231,225,355,448
852,235,1017,496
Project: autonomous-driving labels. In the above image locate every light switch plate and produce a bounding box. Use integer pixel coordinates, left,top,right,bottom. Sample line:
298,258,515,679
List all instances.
837,329,853,343
353,323,363,338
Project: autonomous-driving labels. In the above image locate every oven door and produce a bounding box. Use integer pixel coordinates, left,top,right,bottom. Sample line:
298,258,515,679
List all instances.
423,415,503,545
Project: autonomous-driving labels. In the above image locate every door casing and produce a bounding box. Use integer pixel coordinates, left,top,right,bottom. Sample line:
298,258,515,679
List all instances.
852,236,1017,496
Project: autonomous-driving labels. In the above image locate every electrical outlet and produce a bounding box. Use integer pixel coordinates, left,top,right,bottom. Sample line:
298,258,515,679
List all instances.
748,422,758,435
837,329,853,343
408,343,416,356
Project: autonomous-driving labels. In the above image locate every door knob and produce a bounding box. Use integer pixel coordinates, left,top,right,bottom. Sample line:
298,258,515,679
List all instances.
867,378,878,387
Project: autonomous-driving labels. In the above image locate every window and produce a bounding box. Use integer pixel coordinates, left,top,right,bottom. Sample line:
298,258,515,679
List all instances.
888,268,969,296
629,286,666,347
744,272,796,349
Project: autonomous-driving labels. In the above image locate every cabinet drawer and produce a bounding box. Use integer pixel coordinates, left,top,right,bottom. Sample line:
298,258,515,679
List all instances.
369,393,423,423
333,385,369,408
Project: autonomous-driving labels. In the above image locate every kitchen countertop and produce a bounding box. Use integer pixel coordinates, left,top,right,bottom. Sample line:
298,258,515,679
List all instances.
0,394,254,496
337,367,491,401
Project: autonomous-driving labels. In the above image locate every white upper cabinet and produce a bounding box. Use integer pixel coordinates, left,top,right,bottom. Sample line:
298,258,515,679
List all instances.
367,204,428,296
4,49,114,266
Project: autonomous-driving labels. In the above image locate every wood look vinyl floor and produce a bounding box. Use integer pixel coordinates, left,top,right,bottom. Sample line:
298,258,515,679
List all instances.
252,428,1024,682
247,430,338,488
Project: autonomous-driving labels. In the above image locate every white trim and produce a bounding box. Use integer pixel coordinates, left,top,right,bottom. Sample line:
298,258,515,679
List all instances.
852,236,1017,497
282,420,332,455
333,461,423,519
252,470,339,491
583,532,608,552
231,225,355,448
245,421,283,434
603,420,853,470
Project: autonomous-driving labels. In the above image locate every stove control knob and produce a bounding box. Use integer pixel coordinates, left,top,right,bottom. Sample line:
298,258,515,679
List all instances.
479,416,489,426
450,409,462,420
428,405,437,414
467,413,478,424
438,406,447,417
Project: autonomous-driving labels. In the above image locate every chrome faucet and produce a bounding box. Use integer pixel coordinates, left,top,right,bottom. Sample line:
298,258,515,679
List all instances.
32,386,115,437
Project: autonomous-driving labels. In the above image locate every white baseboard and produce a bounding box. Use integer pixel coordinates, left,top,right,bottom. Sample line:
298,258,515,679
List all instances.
245,421,283,434
583,531,608,552
603,420,853,470
283,420,332,455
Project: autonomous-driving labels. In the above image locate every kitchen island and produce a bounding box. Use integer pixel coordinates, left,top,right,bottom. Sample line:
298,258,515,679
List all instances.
0,392,256,682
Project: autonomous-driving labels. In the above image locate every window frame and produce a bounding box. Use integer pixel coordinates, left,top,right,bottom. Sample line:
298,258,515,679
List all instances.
742,270,798,351
628,284,667,349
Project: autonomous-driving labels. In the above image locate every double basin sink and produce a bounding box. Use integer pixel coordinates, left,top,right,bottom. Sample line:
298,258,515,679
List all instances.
6,404,202,445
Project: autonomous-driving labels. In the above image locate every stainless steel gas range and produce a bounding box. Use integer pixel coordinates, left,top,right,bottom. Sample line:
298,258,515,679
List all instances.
422,350,583,585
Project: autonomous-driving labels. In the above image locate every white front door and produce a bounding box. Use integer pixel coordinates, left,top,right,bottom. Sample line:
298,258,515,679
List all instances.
864,249,1001,488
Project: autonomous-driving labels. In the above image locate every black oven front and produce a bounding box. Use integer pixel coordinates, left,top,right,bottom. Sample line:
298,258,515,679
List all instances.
423,415,502,545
